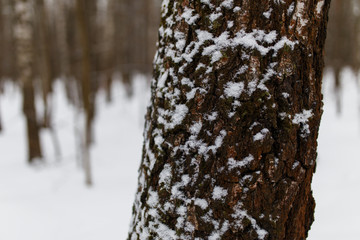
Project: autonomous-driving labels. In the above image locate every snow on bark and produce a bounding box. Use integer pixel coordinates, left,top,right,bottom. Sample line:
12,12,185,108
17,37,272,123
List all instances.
212,186,228,200
129,0,330,239
292,109,313,137
228,154,255,170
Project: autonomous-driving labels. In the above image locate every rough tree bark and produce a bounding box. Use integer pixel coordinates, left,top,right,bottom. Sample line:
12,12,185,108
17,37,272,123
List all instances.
129,0,330,240
14,0,42,163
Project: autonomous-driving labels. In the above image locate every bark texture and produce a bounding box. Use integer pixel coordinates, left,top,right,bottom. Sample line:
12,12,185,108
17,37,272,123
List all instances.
129,0,330,239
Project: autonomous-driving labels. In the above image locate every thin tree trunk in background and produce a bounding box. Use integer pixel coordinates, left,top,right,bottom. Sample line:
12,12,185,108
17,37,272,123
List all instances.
0,0,6,134
0,105,2,132
22,79,42,163
34,0,53,128
334,67,341,114
89,0,99,80
14,0,42,164
2,0,16,80
119,0,133,96
0,0,3,78
0,81,2,132
75,0,95,145
0,86,2,132
325,0,358,114
56,1,71,78
57,1,78,106
129,0,331,239
145,0,160,75
75,0,94,186
142,0,151,75
103,0,116,102
145,0,161,80
355,0,360,72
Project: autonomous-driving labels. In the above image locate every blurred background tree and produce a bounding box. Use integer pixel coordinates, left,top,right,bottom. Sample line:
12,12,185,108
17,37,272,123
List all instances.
325,0,360,113
0,0,161,184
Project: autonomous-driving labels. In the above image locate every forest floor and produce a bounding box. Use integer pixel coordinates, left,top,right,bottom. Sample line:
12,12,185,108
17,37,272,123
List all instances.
0,70,359,240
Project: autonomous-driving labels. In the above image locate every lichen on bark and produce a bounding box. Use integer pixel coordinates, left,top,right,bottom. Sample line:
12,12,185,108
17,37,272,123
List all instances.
128,0,331,239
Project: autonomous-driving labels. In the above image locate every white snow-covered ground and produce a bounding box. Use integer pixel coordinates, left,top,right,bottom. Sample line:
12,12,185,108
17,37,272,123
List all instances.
0,70,359,240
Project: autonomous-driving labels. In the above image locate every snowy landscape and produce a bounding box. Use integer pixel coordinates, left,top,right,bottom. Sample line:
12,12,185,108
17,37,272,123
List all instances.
0,69,359,239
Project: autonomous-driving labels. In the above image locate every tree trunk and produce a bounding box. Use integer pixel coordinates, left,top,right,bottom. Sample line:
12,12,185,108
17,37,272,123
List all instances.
324,0,356,114
0,0,3,78
34,0,53,128
75,0,94,186
334,67,341,114
129,1,331,240
2,0,17,80
56,1,71,78
101,0,114,102
14,0,42,164
0,93,2,133
118,0,134,96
